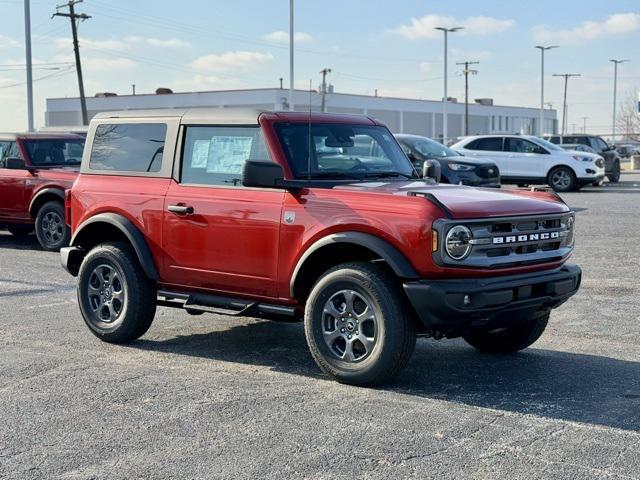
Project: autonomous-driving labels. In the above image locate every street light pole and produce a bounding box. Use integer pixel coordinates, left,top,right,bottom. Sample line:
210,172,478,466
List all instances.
435,26,463,144
23,0,34,132
288,0,294,111
535,45,558,137
610,59,629,143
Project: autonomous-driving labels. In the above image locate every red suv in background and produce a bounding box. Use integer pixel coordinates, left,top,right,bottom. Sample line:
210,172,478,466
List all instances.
0,133,85,250
61,109,581,385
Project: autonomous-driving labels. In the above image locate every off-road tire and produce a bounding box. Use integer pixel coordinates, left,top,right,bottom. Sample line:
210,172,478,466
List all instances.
304,262,416,386
6,224,33,238
547,166,577,192
608,162,620,183
34,201,70,251
77,242,156,344
463,312,550,353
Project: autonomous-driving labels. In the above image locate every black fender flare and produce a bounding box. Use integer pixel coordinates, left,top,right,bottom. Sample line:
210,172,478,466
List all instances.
290,231,420,297
29,187,64,217
71,213,159,280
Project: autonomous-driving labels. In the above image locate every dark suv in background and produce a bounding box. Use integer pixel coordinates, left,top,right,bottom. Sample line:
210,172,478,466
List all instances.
545,134,621,182
395,134,500,187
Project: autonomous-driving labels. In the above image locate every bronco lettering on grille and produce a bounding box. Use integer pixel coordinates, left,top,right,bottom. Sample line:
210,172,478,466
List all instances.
493,231,560,244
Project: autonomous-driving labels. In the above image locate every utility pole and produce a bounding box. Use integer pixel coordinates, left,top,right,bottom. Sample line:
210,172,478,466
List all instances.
535,45,558,137
610,59,629,143
456,61,479,136
552,73,580,141
53,0,91,125
435,26,463,144
319,68,332,113
582,116,588,133
23,0,35,132
288,0,294,111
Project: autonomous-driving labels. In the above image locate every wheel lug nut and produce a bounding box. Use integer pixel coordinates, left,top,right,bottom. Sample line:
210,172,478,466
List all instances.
355,331,359,335
340,328,345,333
348,335,352,339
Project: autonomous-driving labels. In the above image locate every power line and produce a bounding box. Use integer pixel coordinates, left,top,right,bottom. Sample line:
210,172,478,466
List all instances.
0,66,74,89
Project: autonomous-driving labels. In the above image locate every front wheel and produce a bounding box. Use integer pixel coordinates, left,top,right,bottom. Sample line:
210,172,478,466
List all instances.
463,312,549,353
35,201,70,251
608,162,620,183
548,167,577,192
77,242,156,343
304,262,416,386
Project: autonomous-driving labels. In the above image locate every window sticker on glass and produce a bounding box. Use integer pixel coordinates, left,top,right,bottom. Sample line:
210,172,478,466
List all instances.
206,136,253,174
191,140,210,168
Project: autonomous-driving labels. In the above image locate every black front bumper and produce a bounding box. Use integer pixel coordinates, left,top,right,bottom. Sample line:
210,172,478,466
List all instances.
403,264,581,333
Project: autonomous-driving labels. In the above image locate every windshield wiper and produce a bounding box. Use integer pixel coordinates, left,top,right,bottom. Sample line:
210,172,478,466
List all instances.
363,171,413,179
299,172,364,180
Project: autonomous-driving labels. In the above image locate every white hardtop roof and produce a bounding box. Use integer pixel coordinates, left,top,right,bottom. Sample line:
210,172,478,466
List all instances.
92,107,265,124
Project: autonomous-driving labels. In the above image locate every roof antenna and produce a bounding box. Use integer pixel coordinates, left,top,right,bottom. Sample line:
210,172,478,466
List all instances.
308,78,312,181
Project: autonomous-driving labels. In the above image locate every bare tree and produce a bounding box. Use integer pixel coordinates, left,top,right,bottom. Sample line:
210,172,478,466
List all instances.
617,89,640,142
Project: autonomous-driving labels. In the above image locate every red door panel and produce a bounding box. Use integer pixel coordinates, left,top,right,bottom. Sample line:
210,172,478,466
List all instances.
161,180,284,299
0,169,29,220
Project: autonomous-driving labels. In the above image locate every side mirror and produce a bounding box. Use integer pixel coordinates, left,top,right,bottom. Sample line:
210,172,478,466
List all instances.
6,157,27,170
422,159,442,183
242,160,286,188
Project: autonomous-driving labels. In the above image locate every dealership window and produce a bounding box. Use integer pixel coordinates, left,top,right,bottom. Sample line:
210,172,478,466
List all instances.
180,126,271,186
89,123,167,172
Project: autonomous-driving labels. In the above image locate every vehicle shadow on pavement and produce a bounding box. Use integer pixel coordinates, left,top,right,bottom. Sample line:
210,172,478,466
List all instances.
133,319,639,432
0,232,41,251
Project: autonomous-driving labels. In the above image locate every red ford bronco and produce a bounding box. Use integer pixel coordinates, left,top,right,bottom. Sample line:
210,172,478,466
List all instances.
0,132,85,250
61,109,581,385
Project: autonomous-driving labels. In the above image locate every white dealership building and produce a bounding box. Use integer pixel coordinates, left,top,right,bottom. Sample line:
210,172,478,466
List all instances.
44,87,557,140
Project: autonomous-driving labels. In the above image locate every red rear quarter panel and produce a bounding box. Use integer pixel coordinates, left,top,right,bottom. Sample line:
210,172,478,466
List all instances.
71,175,171,266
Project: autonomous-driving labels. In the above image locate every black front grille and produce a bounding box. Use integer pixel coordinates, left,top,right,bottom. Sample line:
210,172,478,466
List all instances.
433,213,574,268
477,165,500,179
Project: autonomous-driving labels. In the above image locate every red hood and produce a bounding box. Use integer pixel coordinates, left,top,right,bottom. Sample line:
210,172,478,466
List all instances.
335,181,570,219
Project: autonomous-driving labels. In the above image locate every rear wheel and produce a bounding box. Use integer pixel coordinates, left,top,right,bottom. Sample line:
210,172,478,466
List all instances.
304,262,416,386
35,201,70,251
463,312,549,353
6,224,33,238
77,242,156,343
548,167,577,192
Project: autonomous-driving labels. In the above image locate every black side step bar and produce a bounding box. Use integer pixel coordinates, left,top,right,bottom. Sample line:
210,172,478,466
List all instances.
157,290,298,319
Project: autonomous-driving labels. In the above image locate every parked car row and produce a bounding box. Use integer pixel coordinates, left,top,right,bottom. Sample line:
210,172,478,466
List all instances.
0,126,624,253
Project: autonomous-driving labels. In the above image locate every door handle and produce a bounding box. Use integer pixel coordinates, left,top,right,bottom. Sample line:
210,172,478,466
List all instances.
168,204,194,215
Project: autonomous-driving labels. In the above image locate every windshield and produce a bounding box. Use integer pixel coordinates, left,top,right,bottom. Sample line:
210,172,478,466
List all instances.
275,123,415,180
412,137,460,158
23,139,85,166
533,137,564,152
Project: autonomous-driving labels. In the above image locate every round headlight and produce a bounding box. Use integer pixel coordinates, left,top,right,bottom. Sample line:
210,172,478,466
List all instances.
445,225,472,260
566,216,575,246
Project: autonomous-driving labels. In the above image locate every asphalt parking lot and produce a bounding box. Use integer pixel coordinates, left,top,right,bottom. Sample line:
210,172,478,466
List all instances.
1,175,639,480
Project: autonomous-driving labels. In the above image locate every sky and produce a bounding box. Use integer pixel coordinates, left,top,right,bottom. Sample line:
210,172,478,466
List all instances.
0,0,639,134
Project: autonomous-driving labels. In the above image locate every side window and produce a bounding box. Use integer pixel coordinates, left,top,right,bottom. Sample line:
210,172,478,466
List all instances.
0,141,9,168
506,138,542,154
593,137,608,152
180,126,270,187
89,123,167,172
547,136,560,144
0,142,19,168
467,137,503,151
